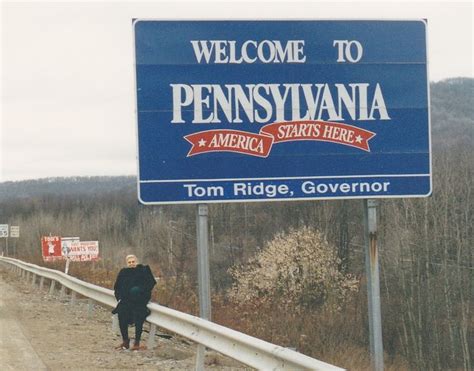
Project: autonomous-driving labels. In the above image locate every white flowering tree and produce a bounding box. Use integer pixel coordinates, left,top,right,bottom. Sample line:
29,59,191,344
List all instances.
228,227,359,311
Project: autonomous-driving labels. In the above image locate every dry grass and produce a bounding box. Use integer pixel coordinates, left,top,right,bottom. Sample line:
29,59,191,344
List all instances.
210,295,411,370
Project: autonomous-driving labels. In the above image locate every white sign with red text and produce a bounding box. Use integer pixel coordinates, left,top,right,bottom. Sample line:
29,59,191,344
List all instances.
67,241,99,262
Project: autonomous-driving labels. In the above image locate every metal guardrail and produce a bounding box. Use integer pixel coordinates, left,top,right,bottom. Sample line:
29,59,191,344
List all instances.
0,257,344,371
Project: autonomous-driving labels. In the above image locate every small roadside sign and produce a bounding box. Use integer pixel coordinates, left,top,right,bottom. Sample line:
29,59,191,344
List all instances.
61,237,80,257
67,241,100,261
0,225,8,238
10,226,20,238
41,236,62,262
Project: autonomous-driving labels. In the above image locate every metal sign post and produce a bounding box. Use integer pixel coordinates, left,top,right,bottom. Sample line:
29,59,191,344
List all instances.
364,199,384,370
195,204,211,370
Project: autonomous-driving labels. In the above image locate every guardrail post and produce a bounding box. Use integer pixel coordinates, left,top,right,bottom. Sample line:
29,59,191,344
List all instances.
31,273,36,286
88,299,94,317
39,277,45,291
196,345,205,371
49,280,56,295
147,323,157,349
70,290,77,306
25,271,30,281
112,314,120,334
60,284,66,299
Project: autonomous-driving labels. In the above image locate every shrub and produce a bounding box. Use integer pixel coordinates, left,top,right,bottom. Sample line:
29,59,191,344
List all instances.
228,226,359,311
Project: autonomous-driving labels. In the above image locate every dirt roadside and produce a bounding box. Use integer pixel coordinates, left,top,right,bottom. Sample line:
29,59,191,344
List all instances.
0,265,250,370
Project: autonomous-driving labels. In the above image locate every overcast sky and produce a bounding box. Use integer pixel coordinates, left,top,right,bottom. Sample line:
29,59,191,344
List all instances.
1,0,472,182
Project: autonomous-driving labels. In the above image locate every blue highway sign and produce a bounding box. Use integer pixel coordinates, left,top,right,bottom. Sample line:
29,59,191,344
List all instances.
133,20,431,204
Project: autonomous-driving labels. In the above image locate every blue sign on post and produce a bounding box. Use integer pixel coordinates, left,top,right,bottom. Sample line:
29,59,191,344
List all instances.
133,20,431,204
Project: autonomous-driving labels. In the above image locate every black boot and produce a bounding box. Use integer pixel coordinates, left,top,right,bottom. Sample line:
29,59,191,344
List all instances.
115,339,130,350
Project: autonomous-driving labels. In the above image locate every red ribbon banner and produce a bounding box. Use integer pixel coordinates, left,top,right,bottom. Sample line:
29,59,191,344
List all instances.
184,121,376,157
260,120,375,151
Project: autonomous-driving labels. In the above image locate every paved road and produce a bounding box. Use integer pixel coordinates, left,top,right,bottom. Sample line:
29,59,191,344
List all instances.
0,280,48,370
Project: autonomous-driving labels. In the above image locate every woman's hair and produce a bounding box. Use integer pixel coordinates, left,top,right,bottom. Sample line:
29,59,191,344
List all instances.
126,254,138,261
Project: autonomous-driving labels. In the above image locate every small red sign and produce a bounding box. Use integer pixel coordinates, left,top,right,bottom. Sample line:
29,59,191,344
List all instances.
41,236,62,262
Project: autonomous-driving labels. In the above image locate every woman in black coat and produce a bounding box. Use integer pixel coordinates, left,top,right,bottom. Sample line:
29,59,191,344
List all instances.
113,254,156,350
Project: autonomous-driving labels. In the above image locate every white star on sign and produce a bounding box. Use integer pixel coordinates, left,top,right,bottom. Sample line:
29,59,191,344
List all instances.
198,139,207,147
355,135,363,143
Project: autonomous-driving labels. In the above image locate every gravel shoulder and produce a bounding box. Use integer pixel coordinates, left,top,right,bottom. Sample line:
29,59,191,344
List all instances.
0,265,250,370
